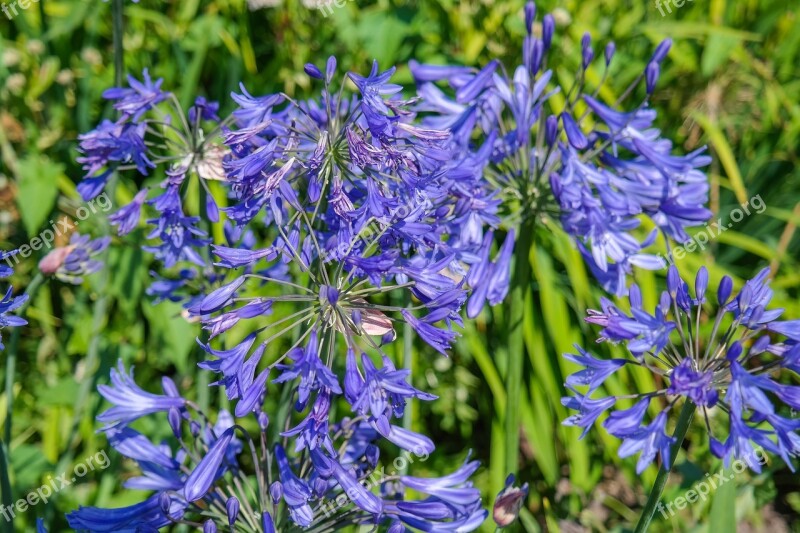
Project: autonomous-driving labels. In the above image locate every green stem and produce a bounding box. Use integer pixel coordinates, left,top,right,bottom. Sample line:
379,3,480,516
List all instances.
504,221,534,477
57,263,113,470
634,400,696,533
1,272,45,533
399,296,413,477
196,183,212,413
112,0,124,88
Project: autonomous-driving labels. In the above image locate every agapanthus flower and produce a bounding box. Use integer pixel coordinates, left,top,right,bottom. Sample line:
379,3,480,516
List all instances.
66,57,488,532
37,233,110,284
68,361,243,530
563,265,800,473
77,71,229,271
412,1,711,305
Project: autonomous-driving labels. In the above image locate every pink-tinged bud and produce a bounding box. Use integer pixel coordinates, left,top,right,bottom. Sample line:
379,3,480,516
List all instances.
493,476,529,528
38,246,74,275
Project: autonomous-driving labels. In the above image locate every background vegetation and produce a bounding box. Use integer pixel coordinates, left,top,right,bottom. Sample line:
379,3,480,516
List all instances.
1,0,799,530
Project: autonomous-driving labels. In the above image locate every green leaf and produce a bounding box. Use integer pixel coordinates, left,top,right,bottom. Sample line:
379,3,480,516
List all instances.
701,34,740,77
15,155,62,237
709,467,736,531
141,300,197,373
691,112,748,204
356,13,409,67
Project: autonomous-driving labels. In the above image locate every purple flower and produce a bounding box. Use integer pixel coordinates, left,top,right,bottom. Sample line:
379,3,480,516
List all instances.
273,330,342,410
109,188,148,235
102,68,168,121
97,360,186,428
412,5,710,302
67,493,186,531
183,427,235,501
564,266,800,472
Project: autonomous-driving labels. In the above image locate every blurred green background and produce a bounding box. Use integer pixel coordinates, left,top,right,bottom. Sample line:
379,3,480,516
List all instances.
1,0,799,531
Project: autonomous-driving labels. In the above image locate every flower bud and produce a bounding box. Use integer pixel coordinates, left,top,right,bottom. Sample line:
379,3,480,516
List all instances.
542,14,555,49
226,496,240,526
651,38,672,63
645,61,660,94
270,481,283,504
544,114,558,146
304,63,323,80
524,2,536,35
604,42,616,65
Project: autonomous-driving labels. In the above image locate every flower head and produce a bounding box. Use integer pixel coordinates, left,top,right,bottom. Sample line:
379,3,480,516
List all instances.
412,2,711,304
564,266,800,473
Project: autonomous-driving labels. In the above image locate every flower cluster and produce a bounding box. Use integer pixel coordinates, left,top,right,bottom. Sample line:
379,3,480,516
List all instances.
0,250,26,351
563,266,800,473
411,2,711,300
66,58,489,531
77,69,227,267
62,2,724,530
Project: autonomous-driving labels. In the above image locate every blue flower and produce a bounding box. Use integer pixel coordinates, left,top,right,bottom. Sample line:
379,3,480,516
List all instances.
273,330,342,410
0,286,27,352
66,493,186,532
102,68,168,121
97,361,186,428
183,427,235,502
67,55,488,532
109,188,148,235
412,2,710,304
564,266,800,472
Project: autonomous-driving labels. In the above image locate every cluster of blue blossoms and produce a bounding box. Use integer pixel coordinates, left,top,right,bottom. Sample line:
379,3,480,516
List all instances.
0,2,775,532
411,3,711,298
66,50,488,533
564,266,800,474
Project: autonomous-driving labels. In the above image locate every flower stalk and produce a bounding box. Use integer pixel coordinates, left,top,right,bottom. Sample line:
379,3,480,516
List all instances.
634,400,695,532
505,219,535,477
